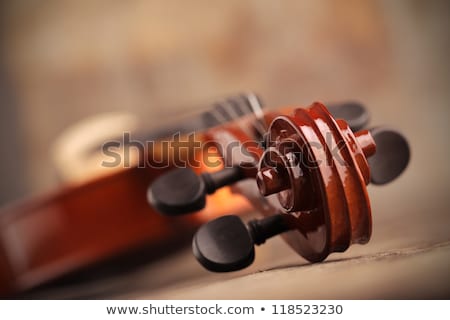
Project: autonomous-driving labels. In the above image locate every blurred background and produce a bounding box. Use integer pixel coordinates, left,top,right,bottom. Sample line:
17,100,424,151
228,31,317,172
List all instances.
0,0,449,298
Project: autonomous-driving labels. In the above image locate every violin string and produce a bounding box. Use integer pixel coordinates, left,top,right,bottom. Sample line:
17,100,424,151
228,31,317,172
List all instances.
243,92,268,138
224,98,244,119
219,97,261,167
209,97,245,127
208,93,268,141
221,96,259,141
209,103,231,124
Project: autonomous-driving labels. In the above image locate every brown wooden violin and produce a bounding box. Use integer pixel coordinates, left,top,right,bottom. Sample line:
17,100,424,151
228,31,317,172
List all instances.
0,95,410,297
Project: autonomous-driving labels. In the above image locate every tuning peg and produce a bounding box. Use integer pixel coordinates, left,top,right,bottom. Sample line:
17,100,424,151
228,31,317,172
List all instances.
327,101,370,131
327,102,410,184
368,127,410,185
192,214,289,272
148,166,244,216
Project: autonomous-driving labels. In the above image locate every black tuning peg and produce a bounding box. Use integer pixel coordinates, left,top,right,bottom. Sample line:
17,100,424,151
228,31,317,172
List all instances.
327,101,370,131
193,214,289,272
326,102,410,184
368,127,410,185
148,166,244,216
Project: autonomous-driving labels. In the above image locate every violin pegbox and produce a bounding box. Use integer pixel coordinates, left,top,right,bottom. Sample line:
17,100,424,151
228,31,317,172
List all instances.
192,101,410,272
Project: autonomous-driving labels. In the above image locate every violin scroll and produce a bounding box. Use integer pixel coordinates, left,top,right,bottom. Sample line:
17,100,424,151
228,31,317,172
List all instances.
188,101,410,271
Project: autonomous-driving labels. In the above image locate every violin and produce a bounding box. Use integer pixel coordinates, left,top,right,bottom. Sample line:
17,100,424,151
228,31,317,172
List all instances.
0,94,410,297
